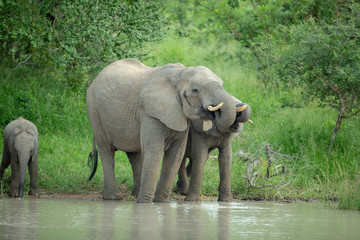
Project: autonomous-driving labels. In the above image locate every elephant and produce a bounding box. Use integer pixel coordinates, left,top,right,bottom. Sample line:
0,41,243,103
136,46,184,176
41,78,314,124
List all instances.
176,97,251,201
87,58,239,203
0,117,39,198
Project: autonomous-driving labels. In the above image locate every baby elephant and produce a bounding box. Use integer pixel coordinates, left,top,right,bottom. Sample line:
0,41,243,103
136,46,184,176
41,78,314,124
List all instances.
177,98,251,201
0,117,39,198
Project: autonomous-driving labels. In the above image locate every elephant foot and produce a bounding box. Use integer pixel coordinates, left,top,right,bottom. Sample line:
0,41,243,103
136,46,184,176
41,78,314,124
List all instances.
29,188,39,196
136,198,154,203
184,194,200,201
9,188,18,198
137,189,158,203
9,192,18,198
102,191,124,200
218,194,233,202
176,180,189,195
153,196,170,203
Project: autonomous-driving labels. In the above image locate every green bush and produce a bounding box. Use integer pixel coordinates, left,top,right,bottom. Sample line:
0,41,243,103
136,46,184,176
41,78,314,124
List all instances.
0,0,167,74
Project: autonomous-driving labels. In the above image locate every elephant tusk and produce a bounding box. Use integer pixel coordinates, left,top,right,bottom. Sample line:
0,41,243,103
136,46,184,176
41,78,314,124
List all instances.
236,105,247,112
248,119,253,124
202,120,213,131
207,102,224,111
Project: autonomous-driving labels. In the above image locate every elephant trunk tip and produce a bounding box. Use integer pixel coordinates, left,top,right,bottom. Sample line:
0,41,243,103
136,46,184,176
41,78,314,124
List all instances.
18,183,24,199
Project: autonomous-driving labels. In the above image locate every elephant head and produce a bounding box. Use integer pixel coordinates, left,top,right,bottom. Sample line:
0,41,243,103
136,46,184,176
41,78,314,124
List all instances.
12,128,38,198
190,96,252,137
141,65,237,133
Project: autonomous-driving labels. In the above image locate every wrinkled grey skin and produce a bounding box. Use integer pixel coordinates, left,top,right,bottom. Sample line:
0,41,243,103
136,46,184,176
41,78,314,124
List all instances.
0,117,39,198
87,58,237,203
177,98,251,201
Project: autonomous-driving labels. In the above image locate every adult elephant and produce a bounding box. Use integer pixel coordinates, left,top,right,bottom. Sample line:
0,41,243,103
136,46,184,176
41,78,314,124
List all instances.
87,59,237,203
177,97,251,201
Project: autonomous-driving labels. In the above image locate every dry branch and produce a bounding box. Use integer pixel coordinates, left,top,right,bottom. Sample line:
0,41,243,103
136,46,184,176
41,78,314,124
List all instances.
239,144,297,200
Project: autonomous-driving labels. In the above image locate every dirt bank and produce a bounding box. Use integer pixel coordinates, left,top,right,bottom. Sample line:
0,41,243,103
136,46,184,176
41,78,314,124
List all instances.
14,188,219,202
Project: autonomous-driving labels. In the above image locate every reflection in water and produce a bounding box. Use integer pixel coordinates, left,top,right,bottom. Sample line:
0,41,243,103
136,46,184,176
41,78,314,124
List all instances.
0,199,38,240
0,198,360,240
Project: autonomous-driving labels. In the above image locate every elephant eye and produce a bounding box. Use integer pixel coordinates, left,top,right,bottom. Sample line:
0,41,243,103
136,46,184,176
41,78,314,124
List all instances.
192,88,199,93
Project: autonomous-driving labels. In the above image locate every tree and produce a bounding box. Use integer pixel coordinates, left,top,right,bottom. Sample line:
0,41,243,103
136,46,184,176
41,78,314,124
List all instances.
0,0,167,76
192,0,320,81
0,0,53,71
274,3,360,150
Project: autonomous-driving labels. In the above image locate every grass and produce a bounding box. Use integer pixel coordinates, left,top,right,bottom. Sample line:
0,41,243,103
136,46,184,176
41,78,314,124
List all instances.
1,35,359,209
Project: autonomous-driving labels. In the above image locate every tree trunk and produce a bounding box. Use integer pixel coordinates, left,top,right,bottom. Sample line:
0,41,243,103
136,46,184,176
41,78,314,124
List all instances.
329,103,346,151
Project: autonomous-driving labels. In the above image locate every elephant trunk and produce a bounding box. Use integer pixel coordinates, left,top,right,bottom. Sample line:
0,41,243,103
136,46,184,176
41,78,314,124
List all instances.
18,158,27,198
18,183,24,199
211,87,236,132
236,103,251,123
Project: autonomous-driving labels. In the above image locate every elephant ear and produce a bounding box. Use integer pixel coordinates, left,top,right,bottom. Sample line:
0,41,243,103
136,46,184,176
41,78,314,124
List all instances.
26,129,37,137
32,138,39,162
14,127,22,136
140,66,188,132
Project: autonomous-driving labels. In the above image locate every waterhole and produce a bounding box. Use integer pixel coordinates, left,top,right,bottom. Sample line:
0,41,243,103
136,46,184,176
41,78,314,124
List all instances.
0,198,359,240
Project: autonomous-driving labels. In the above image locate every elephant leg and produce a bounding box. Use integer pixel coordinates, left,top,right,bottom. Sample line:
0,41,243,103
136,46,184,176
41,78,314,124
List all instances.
154,134,188,202
176,157,190,195
9,160,20,197
97,143,119,200
137,117,166,203
28,159,39,196
126,152,142,196
218,136,233,202
186,158,192,176
185,138,208,201
0,147,10,180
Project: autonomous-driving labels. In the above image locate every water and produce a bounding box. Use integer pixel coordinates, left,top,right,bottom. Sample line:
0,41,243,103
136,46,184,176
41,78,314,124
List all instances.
0,198,359,240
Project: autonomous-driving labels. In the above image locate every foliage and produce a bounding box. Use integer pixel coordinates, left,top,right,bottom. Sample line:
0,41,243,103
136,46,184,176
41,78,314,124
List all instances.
272,3,360,110
50,0,166,70
267,1,360,150
0,0,53,67
0,0,167,82
170,0,359,150
0,65,88,134
177,0,346,77
338,175,360,210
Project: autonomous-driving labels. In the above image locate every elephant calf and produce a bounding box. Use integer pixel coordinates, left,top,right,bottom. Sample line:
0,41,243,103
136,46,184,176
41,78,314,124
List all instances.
0,117,39,198
177,99,251,201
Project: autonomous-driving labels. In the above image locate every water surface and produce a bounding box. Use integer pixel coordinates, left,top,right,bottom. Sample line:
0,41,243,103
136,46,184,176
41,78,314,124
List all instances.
0,198,359,240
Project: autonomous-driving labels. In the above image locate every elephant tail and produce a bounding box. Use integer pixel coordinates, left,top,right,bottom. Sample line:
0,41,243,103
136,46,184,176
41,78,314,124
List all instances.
87,136,98,181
